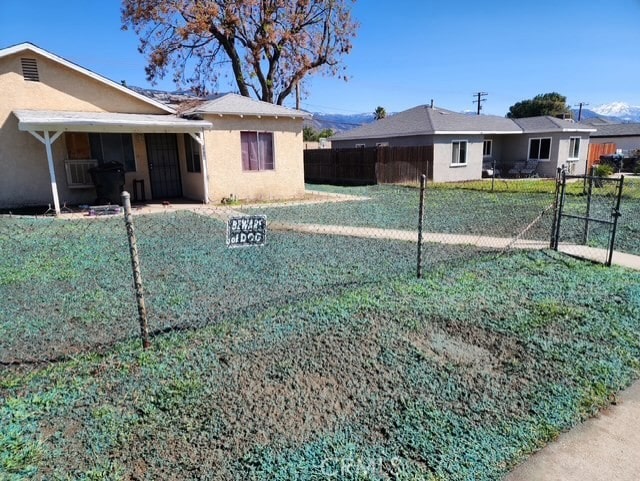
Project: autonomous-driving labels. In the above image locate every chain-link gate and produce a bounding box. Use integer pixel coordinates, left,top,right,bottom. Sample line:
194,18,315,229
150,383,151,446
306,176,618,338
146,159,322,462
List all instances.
550,168,624,266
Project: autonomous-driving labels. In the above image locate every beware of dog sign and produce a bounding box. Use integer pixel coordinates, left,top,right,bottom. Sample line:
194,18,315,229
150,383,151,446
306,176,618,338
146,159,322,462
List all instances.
226,215,267,248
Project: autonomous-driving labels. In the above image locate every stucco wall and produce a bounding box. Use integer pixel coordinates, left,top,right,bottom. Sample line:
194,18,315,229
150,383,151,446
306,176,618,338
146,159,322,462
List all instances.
591,136,640,151
432,135,484,182
0,49,168,208
202,116,305,202
499,133,590,178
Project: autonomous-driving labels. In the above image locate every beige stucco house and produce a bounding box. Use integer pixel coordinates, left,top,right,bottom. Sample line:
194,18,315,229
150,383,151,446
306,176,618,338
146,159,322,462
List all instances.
0,43,308,214
331,105,595,181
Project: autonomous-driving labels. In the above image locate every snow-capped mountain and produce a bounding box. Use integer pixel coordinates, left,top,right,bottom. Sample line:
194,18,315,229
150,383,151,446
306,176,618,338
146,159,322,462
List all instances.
592,102,640,122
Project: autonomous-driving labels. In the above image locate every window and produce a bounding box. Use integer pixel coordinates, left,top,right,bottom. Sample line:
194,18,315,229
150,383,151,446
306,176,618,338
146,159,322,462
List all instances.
569,137,580,159
355,143,366,148
376,142,389,147
483,139,492,157
451,140,467,165
241,131,274,171
528,138,551,161
64,160,98,188
184,134,201,172
89,133,136,172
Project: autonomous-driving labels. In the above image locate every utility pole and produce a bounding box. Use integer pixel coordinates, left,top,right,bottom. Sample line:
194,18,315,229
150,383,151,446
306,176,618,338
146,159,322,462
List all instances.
473,92,488,115
575,102,589,122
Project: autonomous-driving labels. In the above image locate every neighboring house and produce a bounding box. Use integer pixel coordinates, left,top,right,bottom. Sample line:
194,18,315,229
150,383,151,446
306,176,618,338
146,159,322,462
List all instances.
584,118,640,151
0,42,308,214
331,105,595,181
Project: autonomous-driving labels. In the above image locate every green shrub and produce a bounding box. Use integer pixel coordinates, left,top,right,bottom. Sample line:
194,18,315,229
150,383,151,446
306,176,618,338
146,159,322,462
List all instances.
593,163,614,177
634,164,640,176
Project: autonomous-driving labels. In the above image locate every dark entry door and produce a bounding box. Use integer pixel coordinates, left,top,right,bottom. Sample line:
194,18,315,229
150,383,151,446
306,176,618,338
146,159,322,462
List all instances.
146,133,182,198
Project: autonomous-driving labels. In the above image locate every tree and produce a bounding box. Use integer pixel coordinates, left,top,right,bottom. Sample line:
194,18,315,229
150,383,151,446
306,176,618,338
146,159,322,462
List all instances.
374,106,386,120
303,126,333,141
506,92,571,119
122,0,359,105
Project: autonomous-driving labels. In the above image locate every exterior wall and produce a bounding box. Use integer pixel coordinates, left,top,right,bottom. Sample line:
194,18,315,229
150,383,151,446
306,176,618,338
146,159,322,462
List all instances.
431,134,484,182
499,133,590,177
331,135,432,149
202,116,305,202
176,133,206,202
591,136,640,151
0,49,168,208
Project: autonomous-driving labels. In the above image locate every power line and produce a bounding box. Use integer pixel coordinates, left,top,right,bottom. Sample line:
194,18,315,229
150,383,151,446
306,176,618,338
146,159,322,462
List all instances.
473,92,488,115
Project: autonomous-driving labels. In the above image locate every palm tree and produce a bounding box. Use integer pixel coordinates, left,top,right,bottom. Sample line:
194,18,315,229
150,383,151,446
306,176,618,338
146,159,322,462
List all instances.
374,106,387,120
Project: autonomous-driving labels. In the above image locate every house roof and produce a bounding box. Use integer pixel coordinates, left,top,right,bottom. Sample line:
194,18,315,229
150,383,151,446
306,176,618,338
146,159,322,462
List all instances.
183,93,310,119
588,123,640,138
0,42,175,114
332,105,522,141
333,106,598,142
13,110,212,133
511,116,596,133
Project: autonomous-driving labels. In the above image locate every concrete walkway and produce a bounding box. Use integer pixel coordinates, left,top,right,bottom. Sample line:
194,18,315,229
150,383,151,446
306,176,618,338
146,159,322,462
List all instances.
506,380,640,481
269,222,640,271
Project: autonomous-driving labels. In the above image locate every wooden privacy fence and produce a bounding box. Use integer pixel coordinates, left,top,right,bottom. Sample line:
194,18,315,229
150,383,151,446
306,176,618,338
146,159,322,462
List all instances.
304,146,433,185
588,142,617,169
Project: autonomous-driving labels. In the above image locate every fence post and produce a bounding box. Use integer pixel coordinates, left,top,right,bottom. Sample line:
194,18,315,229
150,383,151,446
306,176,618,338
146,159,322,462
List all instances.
583,166,594,245
417,174,426,278
607,175,624,267
491,157,496,192
550,167,562,249
122,191,150,349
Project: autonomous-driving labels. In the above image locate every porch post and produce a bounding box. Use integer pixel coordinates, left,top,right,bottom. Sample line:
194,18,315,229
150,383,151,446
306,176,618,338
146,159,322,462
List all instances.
27,129,63,215
190,130,209,204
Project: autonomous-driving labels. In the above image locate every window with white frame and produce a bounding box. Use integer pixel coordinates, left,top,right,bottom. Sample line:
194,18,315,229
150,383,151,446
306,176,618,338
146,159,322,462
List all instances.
568,137,580,159
451,140,467,165
241,131,274,171
483,139,492,157
528,137,551,161
355,143,366,148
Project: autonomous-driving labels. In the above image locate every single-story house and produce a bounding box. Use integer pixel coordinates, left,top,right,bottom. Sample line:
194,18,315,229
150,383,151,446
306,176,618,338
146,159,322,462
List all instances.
0,42,308,214
331,105,595,181
584,118,640,151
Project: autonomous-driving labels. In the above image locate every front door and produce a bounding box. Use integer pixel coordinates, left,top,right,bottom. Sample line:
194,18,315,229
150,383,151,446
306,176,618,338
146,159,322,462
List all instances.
146,133,182,198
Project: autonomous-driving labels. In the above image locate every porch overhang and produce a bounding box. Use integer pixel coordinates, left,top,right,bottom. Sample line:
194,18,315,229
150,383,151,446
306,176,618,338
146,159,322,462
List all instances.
13,109,212,133
13,110,212,215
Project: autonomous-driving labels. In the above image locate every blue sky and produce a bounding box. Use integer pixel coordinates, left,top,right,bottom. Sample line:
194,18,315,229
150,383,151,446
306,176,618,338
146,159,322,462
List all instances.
2,0,640,116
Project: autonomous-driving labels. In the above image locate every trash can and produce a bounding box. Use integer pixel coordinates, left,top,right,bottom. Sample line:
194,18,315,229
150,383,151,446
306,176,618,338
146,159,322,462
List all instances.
89,161,125,204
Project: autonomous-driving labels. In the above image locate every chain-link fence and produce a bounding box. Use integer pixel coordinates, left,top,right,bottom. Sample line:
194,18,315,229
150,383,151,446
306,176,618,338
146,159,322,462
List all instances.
2,175,638,364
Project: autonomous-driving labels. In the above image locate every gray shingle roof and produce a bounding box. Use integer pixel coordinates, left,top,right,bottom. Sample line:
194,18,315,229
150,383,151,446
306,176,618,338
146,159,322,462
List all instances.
332,105,521,140
589,123,640,137
332,106,599,141
183,93,310,118
511,116,595,133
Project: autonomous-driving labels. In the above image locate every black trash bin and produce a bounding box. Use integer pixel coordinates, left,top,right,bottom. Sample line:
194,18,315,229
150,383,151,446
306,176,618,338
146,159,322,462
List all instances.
89,161,125,204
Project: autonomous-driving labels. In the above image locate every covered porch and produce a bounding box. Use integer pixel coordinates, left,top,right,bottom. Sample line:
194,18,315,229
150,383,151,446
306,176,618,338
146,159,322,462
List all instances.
13,110,212,215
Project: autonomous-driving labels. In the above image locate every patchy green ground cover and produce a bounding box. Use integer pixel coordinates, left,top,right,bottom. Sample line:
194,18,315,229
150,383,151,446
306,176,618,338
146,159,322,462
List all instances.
301,183,640,255
261,184,554,237
2,251,640,480
1,212,483,362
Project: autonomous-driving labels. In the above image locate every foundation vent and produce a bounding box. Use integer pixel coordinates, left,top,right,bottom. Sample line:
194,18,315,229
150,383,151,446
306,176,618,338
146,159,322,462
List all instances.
21,58,40,82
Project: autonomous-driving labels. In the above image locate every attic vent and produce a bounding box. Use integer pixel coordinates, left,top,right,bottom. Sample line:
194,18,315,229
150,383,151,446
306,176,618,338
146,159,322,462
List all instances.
21,58,39,81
